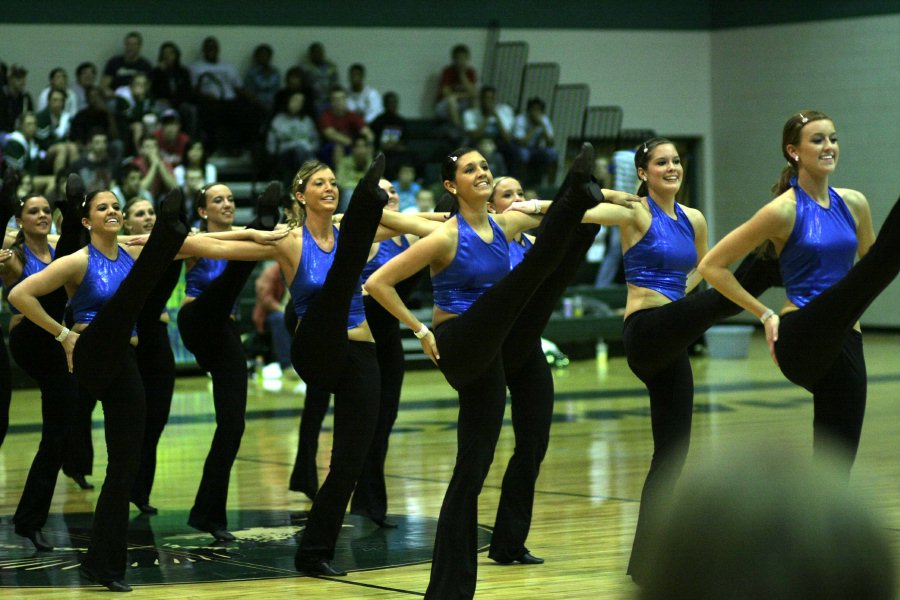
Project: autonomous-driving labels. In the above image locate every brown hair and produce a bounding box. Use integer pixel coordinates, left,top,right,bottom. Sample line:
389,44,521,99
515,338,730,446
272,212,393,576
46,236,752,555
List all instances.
10,193,51,264
634,137,675,197
771,110,832,196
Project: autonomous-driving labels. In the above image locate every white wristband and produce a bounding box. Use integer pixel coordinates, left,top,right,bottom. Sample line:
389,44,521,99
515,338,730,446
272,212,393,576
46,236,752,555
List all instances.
531,199,542,215
759,309,776,324
55,327,71,342
413,324,430,339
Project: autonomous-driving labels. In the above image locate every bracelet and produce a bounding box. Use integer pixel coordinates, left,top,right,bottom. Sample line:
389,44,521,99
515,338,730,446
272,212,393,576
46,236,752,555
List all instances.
413,323,430,339
531,199,542,215
55,327,71,342
759,309,776,324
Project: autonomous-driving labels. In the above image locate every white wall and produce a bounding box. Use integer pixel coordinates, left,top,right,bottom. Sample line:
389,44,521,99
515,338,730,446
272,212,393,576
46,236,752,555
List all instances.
710,14,900,326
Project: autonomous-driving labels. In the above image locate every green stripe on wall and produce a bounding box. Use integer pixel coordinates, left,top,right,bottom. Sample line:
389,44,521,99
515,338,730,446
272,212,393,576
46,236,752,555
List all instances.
2,0,896,29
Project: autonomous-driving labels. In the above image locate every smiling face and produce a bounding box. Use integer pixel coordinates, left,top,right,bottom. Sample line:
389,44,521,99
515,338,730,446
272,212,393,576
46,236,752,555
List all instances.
788,119,838,178
378,178,400,212
638,143,683,198
83,191,123,234
489,177,525,213
296,167,338,215
123,199,156,234
198,184,235,229
445,151,493,203
17,196,52,236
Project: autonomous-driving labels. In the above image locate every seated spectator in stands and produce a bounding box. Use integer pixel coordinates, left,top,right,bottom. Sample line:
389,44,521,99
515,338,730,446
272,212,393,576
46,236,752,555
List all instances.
72,62,97,112
154,109,189,166
70,129,116,192
190,36,262,155
174,139,217,190
180,166,206,227
1,64,35,135
514,96,558,186
71,86,123,162
476,137,507,177
464,85,520,176
111,162,151,204
114,72,155,155
252,261,294,377
3,112,42,176
370,91,411,178
149,41,197,138
346,63,382,124
101,31,153,100
273,66,317,120
37,67,78,120
301,42,338,114
130,135,176,201
35,89,79,177
409,188,435,214
244,44,281,116
266,91,319,187
335,135,372,210
392,164,420,213
435,44,477,128
317,85,373,166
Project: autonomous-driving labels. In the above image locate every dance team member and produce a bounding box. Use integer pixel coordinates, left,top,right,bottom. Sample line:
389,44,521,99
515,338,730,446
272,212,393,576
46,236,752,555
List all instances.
365,144,630,599
700,111,900,473
9,188,188,592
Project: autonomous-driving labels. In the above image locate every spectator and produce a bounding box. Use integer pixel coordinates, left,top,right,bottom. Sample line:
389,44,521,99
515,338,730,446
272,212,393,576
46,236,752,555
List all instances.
513,96,558,186
130,135,176,200
36,67,78,120
317,85,373,166
370,91,411,178
154,109,189,167
173,139,217,189
408,188,435,214
640,446,897,600
70,129,116,192
272,66,317,119
435,44,477,128
594,148,638,288
72,62,97,112
3,111,42,176
392,164,420,213
34,88,79,176
71,86,123,162
110,162,151,204
190,36,262,155
100,31,153,99
149,42,197,138
300,42,338,114
114,72,155,155
0,64,35,135
335,135,372,209
244,44,281,115
346,63,382,124
464,85,521,177
251,261,294,377
266,91,319,187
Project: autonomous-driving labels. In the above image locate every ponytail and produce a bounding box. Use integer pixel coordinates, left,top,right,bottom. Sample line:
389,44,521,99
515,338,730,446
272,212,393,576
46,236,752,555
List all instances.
771,163,798,197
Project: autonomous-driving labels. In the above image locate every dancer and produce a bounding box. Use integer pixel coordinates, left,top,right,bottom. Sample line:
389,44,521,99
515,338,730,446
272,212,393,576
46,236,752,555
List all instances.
365,144,629,599
533,138,779,584
177,181,280,542
0,168,19,450
9,188,189,592
174,156,394,576
122,197,182,515
699,111,899,473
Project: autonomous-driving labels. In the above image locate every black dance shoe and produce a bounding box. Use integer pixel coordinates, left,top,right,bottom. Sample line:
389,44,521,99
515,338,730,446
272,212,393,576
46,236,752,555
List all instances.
351,153,389,211
297,559,347,577
254,181,283,230
62,172,86,214
373,518,398,529
79,564,132,592
492,549,545,565
16,528,53,551
159,187,188,236
69,473,94,490
188,520,236,542
133,502,159,515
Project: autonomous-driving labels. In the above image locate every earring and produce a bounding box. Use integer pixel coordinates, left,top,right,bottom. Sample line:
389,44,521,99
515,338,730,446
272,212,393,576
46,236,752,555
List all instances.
641,177,647,182
87,225,92,231
793,155,799,161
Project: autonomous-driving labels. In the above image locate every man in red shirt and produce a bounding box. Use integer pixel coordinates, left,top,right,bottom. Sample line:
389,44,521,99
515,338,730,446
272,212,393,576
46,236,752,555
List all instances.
434,44,477,128
317,85,373,166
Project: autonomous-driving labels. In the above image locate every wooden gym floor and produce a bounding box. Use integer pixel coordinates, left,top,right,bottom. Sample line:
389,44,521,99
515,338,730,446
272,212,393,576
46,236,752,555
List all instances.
1,330,899,598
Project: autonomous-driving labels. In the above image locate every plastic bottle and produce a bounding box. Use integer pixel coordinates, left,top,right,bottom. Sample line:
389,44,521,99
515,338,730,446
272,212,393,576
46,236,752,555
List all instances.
595,338,608,372
573,295,584,318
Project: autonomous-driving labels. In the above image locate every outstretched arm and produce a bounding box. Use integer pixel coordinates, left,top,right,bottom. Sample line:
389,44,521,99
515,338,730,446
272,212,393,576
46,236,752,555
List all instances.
376,210,441,239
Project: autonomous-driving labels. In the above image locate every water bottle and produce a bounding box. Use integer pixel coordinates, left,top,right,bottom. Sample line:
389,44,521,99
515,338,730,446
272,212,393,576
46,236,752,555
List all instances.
254,355,265,382
595,338,608,372
573,295,584,318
